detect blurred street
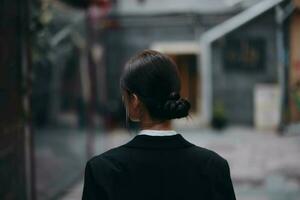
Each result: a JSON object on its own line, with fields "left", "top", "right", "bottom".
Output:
{"left": 58, "top": 127, "right": 300, "bottom": 200}
{"left": 1, "top": 0, "right": 300, "bottom": 199}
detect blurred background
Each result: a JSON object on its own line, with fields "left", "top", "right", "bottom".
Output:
{"left": 1, "top": 0, "right": 300, "bottom": 199}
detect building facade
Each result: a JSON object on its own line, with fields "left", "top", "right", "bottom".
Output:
{"left": 102, "top": 0, "right": 282, "bottom": 128}
{"left": 0, "top": 0, "right": 34, "bottom": 199}
{"left": 287, "top": 0, "right": 300, "bottom": 132}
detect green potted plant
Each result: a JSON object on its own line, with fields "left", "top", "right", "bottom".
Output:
{"left": 211, "top": 101, "right": 228, "bottom": 130}
{"left": 291, "top": 81, "right": 300, "bottom": 112}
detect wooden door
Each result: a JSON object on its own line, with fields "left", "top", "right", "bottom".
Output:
{"left": 169, "top": 54, "right": 199, "bottom": 114}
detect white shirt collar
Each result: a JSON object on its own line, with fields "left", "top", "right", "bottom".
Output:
{"left": 138, "top": 129, "right": 178, "bottom": 136}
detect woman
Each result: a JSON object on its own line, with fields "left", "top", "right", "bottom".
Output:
{"left": 82, "top": 50, "right": 236, "bottom": 200}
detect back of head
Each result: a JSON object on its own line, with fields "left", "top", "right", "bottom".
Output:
{"left": 120, "top": 50, "right": 190, "bottom": 120}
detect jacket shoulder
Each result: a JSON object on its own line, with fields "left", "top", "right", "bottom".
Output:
{"left": 87, "top": 145, "right": 129, "bottom": 169}
{"left": 187, "top": 145, "right": 228, "bottom": 170}
{"left": 190, "top": 145, "right": 225, "bottom": 160}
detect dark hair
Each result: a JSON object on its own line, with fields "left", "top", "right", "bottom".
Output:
{"left": 120, "top": 50, "right": 190, "bottom": 120}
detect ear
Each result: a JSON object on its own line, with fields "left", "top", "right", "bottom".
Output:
{"left": 131, "top": 93, "right": 141, "bottom": 109}
{"left": 127, "top": 93, "right": 142, "bottom": 122}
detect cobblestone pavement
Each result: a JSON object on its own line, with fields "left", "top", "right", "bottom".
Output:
{"left": 60, "top": 127, "right": 300, "bottom": 200}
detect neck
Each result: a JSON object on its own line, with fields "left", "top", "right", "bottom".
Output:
{"left": 140, "top": 120, "right": 172, "bottom": 131}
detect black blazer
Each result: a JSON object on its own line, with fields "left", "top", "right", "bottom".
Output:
{"left": 82, "top": 134, "right": 236, "bottom": 200}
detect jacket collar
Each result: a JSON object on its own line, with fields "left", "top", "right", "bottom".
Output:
{"left": 123, "top": 134, "right": 195, "bottom": 149}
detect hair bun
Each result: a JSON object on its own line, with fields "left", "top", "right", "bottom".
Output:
{"left": 163, "top": 97, "right": 191, "bottom": 119}
{"left": 169, "top": 92, "right": 180, "bottom": 100}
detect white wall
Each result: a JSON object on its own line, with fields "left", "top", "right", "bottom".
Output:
{"left": 116, "top": 0, "right": 261, "bottom": 15}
